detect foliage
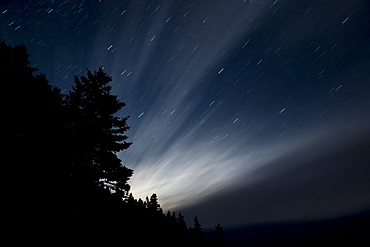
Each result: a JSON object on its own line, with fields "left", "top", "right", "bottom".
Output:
{"left": 65, "top": 68, "right": 133, "bottom": 198}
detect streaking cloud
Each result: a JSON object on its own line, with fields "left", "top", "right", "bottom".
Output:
{"left": 102, "top": 1, "right": 274, "bottom": 208}
{"left": 93, "top": 1, "right": 370, "bottom": 212}
{"left": 5, "top": 0, "right": 368, "bottom": 222}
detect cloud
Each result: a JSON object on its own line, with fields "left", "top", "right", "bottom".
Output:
{"left": 181, "top": 126, "right": 370, "bottom": 227}
{"left": 108, "top": 0, "right": 274, "bottom": 208}
{"left": 98, "top": 0, "right": 370, "bottom": 218}
{"left": 125, "top": 111, "right": 370, "bottom": 212}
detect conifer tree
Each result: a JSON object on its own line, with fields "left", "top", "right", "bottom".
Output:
{"left": 193, "top": 216, "right": 203, "bottom": 232}
{"left": 148, "top": 193, "right": 160, "bottom": 212}
{"left": 212, "top": 223, "right": 227, "bottom": 246}
{"left": 65, "top": 68, "right": 133, "bottom": 199}
{"left": 177, "top": 212, "right": 188, "bottom": 231}
{"left": 188, "top": 216, "right": 204, "bottom": 246}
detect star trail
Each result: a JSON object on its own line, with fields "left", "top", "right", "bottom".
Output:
{"left": 1, "top": 0, "right": 370, "bottom": 227}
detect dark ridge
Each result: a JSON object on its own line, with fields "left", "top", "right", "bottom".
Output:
{"left": 220, "top": 210, "right": 370, "bottom": 246}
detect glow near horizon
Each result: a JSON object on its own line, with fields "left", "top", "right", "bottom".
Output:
{"left": 107, "top": 1, "right": 274, "bottom": 210}
{"left": 85, "top": 1, "right": 368, "bottom": 211}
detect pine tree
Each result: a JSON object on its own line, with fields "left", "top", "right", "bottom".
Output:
{"left": 212, "top": 223, "right": 227, "bottom": 246}
{"left": 145, "top": 196, "right": 150, "bottom": 208}
{"left": 148, "top": 193, "right": 161, "bottom": 212}
{"left": 126, "top": 193, "right": 136, "bottom": 205}
{"left": 177, "top": 212, "right": 188, "bottom": 231}
{"left": 137, "top": 198, "right": 145, "bottom": 209}
{"left": 193, "top": 216, "right": 203, "bottom": 232}
{"left": 189, "top": 216, "right": 204, "bottom": 246}
{"left": 65, "top": 68, "right": 133, "bottom": 200}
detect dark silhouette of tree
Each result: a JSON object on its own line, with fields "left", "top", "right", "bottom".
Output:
{"left": 147, "top": 193, "right": 161, "bottom": 212}
{"left": 137, "top": 198, "right": 145, "bottom": 209}
{"left": 177, "top": 212, "right": 188, "bottom": 233}
{"left": 165, "top": 210, "right": 173, "bottom": 226}
{"left": 59, "top": 67, "right": 135, "bottom": 244}
{"left": 212, "top": 223, "right": 227, "bottom": 246}
{"left": 145, "top": 196, "right": 150, "bottom": 205}
{"left": 165, "top": 210, "right": 178, "bottom": 229}
{"left": 189, "top": 216, "right": 205, "bottom": 246}
{"left": 194, "top": 216, "right": 203, "bottom": 232}
{"left": 64, "top": 68, "right": 133, "bottom": 206}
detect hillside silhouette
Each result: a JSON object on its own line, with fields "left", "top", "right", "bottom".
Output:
{"left": 1, "top": 40, "right": 224, "bottom": 246}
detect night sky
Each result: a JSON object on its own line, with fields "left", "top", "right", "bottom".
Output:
{"left": 2, "top": 0, "right": 370, "bottom": 227}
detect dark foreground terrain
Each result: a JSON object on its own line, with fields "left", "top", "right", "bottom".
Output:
{"left": 211, "top": 210, "right": 370, "bottom": 246}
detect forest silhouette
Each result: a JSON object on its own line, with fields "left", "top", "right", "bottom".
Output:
{"left": 2, "top": 41, "right": 227, "bottom": 246}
